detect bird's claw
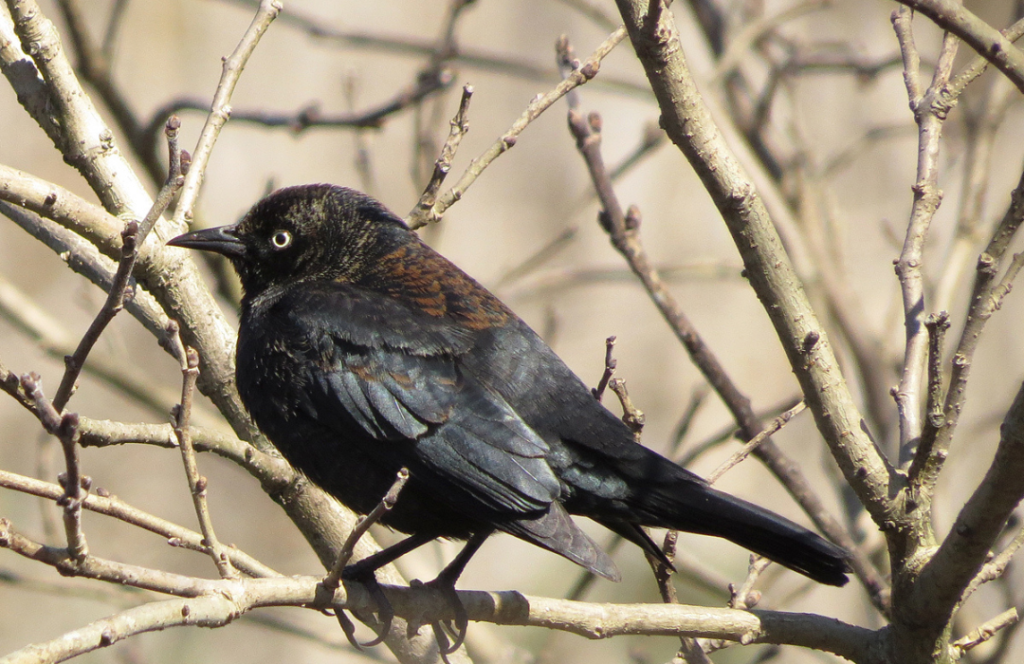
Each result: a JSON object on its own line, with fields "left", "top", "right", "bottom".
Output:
{"left": 418, "top": 571, "right": 469, "bottom": 656}
{"left": 335, "top": 609, "right": 363, "bottom": 651}
{"left": 340, "top": 565, "right": 395, "bottom": 648}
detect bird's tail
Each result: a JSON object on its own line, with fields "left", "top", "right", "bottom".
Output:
{"left": 626, "top": 468, "right": 850, "bottom": 587}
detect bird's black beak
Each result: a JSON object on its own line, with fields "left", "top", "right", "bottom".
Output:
{"left": 167, "top": 224, "right": 246, "bottom": 258}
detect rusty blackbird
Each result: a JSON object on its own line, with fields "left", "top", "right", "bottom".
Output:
{"left": 169, "top": 184, "right": 848, "bottom": 641}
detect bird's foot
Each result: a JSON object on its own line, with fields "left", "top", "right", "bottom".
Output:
{"left": 412, "top": 567, "right": 469, "bottom": 656}
{"left": 340, "top": 562, "right": 395, "bottom": 648}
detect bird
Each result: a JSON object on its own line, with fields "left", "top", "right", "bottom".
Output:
{"left": 168, "top": 184, "right": 849, "bottom": 647}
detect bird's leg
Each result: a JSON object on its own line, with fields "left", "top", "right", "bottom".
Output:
{"left": 420, "top": 530, "right": 491, "bottom": 655}
{"left": 341, "top": 533, "right": 434, "bottom": 647}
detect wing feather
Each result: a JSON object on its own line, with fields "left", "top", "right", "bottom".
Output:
{"left": 283, "top": 282, "right": 562, "bottom": 516}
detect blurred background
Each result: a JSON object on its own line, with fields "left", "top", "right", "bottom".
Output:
{"left": 2, "top": 0, "right": 1024, "bottom": 662}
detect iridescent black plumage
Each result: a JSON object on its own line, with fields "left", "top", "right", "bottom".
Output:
{"left": 169, "top": 184, "right": 850, "bottom": 592}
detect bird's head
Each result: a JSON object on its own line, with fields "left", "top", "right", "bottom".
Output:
{"left": 167, "top": 184, "right": 409, "bottom": 295}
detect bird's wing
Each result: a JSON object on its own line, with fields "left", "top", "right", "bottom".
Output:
{"left": 280, "top": 282, "right": 562, "bottom": 515}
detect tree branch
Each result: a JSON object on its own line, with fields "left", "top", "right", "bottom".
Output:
{"left": 894, "top": 0, "right": 1024, "bottom": 94}
{"left": 0, "top": 514, "right": 883, "bottom": 664}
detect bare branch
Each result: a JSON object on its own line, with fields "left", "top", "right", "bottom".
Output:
{"left": 19, "top": 373, "right": 89, "bottom": 559}
{"left": 908, "top": 379, "right": 1024, "bottom": 638}
{"left": 0, "top": 4, "right": 61, "bottom": 144}
{"left": 0, "top": 468, "right": 277, "bottom": 578}
{"left": 613, "top": 0, "right": 893, "bottom": 612}
{"left": 0, "top": 514, "right": 884, "bottom": 664}
{"left": 0, "top": 162, "right": 124, "bottom": 259}
{"left": 892, "top": 5, "right": 960, "bottom": 467}
{"left": 706, "top": 401, "right": 806, "bottom": 485}
{"left": 142, "top": 68, "right": 453, "bottom": 159}
{"left": 894, "top": 0, "right": 1024, "bottom": 94}
{"left": 591, "top": 336, "right": 617, "bottom": 402}
{"left": 167, "top": 326, "right": 236, "bottom": 580}
{"left": 6, "top": 0, "right": 152, "bottom": 216}
{"left": 913, "top": 167, "right": 1024, "bottom": 498}
{"left": 407, "top": 84, "right": 473, "bottom": 227}
{"left": 172, "top": 0, "right": 282, "bottom": 227}
{"left": 415, "top": 27, "right": 626, "bottom": 226}
{"left": 951, "top": 608, "right": 1019, "bottom": 659}
{"left": 3, "top": 0, "right": 262, "bottom": 444}
{"left": 225, "top": 0, "right": 648, "bottom": 96}
{"left": 323, "top": 468, "right": 410, "bottom": 590}
{"left": 0, "top": 273, "right": 203, "bottom": 422}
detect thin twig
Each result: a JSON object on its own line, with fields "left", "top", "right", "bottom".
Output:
{"left": 706, "top": 402, "right": 807, "bottom": 485}
{"left": 894, "top": 0, "right": 1024, "bottom": 94}
{"left": 697, "top": 556, "right": 774, "bottom": 655}
{"left": 646, "top": 527, "right": 714, "bottom": 664}
{"left": 728, "top": 557, "right": 771, "bottom": 610}
{"left": 960, "top": 525, "right": 1024, "bottom": 603}
{"left": 0, "top": 358, "right": 37, "bottom": 413}
{"left": 415, "top": 27, "right": 626, "bottom": 226}
{"left": 912, "top": 168, "right": 1024, "bottom": 497}
{"left": 172, "top": 0, "right": 282, "bottom": 228}
{"left": 0, "top": 468, "right": 278, "bottom": 578}
{"left": 951, "top": 608, "right": 1020, "bottom": 659}
{"left": 142, "top": 68, "right": 453, "bottom": 160}
{"left": 592, "top": 336, "right": 617, "bottom": 402}
{"left": 669, "top": 385, "right": 712, "bottom": 457}
{"left": 947, "top": 17, "right": 1024, "bottom": 100}
{"left": 609, "top": 378, "right": 644, "bottom": 439}
{"left": 908, "top": 312, "right": 950, "bottom": 482}
{"left": 167, "top": 324, "right": 235, "bottom": 579}
{"left": 19, "top": 373, "right": 88, "bottom": 559}
{"left": 322, "top": 468, "right": 411, "bottom": 591}
{"left": 50, "top": 220, "right": 139, "bottom": 412}
{"left": 407, "top": 84, "right": 473, "bottom": 228}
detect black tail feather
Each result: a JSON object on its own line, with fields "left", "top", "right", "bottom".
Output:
{"left": 636, "top": 477, "right": 850, "bottom": 587}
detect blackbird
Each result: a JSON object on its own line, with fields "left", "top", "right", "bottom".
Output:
{"left": 169, "top": 184, "right": 849, "bottom": 642}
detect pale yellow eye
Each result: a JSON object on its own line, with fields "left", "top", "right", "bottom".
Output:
{"left": 271, "top": 230, "right": 292, "bottom": 250}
